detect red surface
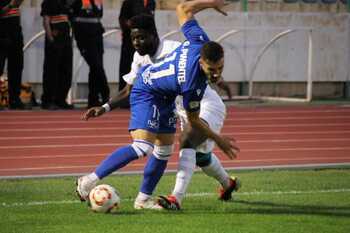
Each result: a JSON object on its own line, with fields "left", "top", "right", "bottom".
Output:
{"left": 0, "top": 105, "right": 350, "bottom": 177}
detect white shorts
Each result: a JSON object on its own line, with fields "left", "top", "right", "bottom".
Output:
{"left": 176, "top": 86, "right": 226, "bottom": 153}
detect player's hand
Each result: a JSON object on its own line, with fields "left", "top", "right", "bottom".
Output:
{"left": 82, "top": 107, "right": 106, "bottom": 121}
{"left": 214, "top": 7, "right": 227, "bottom": 16}
{"left": 216, "top": 136, "right": 239, "bottom": 159}
{"left": 214, "top": 0, "right": 230, "bottom": 16}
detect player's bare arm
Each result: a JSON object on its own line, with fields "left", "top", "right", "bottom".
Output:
{"left": 176, "top": 0, "right": 228, "bottom": 27}
{"left": 82, "top": 84, "right": 132, "bottom": 121}
{"left": 186, "top": 110, "right": 239, "bottom": 159}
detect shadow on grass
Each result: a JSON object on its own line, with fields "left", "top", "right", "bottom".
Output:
{"left": 220, "top": 199, "right": 350, "bottom": 217}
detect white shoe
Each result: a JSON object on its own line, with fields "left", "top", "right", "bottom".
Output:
{"left": 134, "top": 198, "right": 163, "bottom": 210}
{"left": 76, "top": 175, "right": 97, "bottom": 201}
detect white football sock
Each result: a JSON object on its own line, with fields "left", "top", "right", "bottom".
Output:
{"left": 87, "top": 172, "right": 100, "bottom": 183}
{"left": 200, "top": 153, "right": 230, "bottom": 189}
{"left": 135, "top": 192, "right": 151, "bottom": 202}
{"left": 172, "top": 148, "right": 196, "bottom": 204}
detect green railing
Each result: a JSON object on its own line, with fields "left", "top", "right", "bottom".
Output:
{"left": 242, "top": 0, "right": 248, "bottom": 12}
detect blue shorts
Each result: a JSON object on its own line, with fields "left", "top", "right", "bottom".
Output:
{"left": 129, "top": 88, "right": 177, "bottom": 134}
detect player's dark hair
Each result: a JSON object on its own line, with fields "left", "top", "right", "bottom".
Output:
{"left": 200, "top": 41, "right": 224, "bottom": 62}
{"left": 129, "top": 14, "right": 158, "bottom": 36}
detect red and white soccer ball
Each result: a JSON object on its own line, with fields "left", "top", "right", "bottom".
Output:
{"left": 89, "top": 184, "right": 120, "bottom": 213}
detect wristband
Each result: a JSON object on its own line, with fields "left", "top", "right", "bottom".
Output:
{"left": 102, "top": 103, "right": 111, "bottom": 112}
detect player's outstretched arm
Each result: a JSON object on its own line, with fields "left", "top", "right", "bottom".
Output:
{"left": 186, "top": 110, "right": 239, "bottom": 159}
{"left": 82, "top": 84, "right": 132, "bottom": 121}
{"left": 82, "top": 106, "right": 106, "bottom": 121}
{"left": 108, "top": 84, "right": 132, "bottom": 110}
{"left": 176, "top": 0, "right": 228, "bottom": 26}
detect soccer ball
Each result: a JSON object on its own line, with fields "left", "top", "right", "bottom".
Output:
{"left": 89, "top": 184, "right": 120, "bottom": 213}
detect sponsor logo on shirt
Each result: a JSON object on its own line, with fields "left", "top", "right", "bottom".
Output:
{"left": 168, "top": 115, "right": 177, "bottom": 128}
{"left": 147, "top": 119, "right": 159, "bottom": 129}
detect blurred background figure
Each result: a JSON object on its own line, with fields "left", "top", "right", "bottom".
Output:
{"left": 0, "top": 0, "right": 25, "bottom": 109}
{"left": 41, "top": 0, "right": 73, "bottom": 110}
{"left": 69, "top": 0, "right": 110, "bottom": 108}
{"left": 118, "top": 0, "right": 155, "bottom": 108}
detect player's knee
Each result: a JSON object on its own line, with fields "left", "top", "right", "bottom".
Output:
{"left": 196, "top": 152, "right": 212, "bottom": 167}
{"left": 131, "top": 140, "right": 154, "bottom": 158}
{"left": 153, "top": 145, "right": 174, "bottom": 160}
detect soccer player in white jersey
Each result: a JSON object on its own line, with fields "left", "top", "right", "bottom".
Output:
{"left": 77, "top": 1, "right": 237, "bottom": 208}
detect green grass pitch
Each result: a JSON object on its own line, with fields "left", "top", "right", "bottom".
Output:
{"left": 0, "top": 168, "right": 350, "bottom": 233}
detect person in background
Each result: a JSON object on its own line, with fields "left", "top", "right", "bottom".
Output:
{"left": 0, "top": 0, "right": 25, "bottom": 109}
{"left": 117, "top": 0, "right": 155, "bottom": 108}
{"left": 69, "top": 0, "right": 110, "bottom": 108}
{"left": 41, "top": 0, "right": 73, "bottom": 110}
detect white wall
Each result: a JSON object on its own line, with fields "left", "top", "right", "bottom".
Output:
{"left": 21, "top": 8, "right": 350, "bottom": 84}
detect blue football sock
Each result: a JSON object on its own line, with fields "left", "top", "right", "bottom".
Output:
{"left": 140, "top": 154, "right": 168, "bottom": 195}
{"left": 95, "top": 145, "right": 139, "bottom": 179}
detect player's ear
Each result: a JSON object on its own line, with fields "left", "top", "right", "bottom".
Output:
{"left": 199, "top": 58, "right": 204, "bottom": 66}
{"left": 199, "top": 58, "right": 207, "bottom": 71}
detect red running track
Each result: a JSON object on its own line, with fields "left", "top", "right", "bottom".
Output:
{"left": 0, "top": 105, "right": 350, "bottom": 178}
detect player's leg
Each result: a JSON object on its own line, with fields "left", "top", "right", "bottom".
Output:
{"left": 173, "top": 126, "right": 208, "bottom": 200}
{"left": 196, "top": 87, "right": 240, "bottom": 200}
{"left": 134, "top": 135, "right": 175, "bottom": 209}
{"left": 158, "top": 87, "right": 239, "bottom": 209}
{"left": 157, "top": 123, "right": 210, "bottom": 210}
{"left": 77, "top": 91, "right": 160, "bottom": 201}
{"left": 197, "top": 152, "right": 240, "bottom": 200}
{"left": 134, "top": 104, "right": 177, "bottom": 209}
{"left": 156, "top": 98, "right": 208, "bottom": 210}
{"left": 76, "top": 129, "right": 156, "bottom": 201}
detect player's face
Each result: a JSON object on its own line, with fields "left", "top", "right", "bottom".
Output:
{"left": 130, "top": 28, "right": 156, "bottom": 56}
{"left": 199, "top": 57, "right": 224, "bottom": 83}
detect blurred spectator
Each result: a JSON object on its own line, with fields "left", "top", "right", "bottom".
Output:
{"left": 0, "top": 0, "right": 25, "bottom": 109}
{"left": 118, "top": 0, "right": 155, "bottom": 107}
{"left": 41, "top": 0, "right": 73, "bottom": 110}
{"left": 69, "top": 0, "right": 110, "bottom": 108}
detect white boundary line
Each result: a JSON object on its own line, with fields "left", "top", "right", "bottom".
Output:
{"left": 1, "top": 188, "right": 350, "bottom": 208}
{"left": 1, "top": 122, "right": 350, "bottom": 133}
{"left": 0, "top": 115, "right": 349, "bottom": 125}
{"left": 1, "top": 130, "right": 350, "bottom": 140}
{"left": 1, "top": 158, "right": 350, "bottom": 172}
{"left": 1, "top": 149, "right": 350, "bottom": 160}
{"left": 1, "top": 137, "right": 350, "bottom": 149}
{"left": 1, "top": 163, "right": 350, "bottom": 180}
{"left": 0, "top": 108, "right": 350, "bottom": 119}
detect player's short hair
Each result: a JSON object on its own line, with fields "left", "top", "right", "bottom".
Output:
{"left": 200, "top": 41, "right": 224, "bottom": 62}
{"left": 129, "top": 14, "right": 158, "bottom": 36}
